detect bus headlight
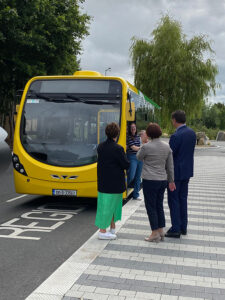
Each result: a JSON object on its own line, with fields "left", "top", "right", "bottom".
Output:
{"left": 12, "top": 155, "right": 19, "bottom": 163}
{"left": 12, "top": 154, "right": 28, "bottom": 176}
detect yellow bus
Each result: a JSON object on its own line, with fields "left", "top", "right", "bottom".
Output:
{"left": 13, "top": 70, "right": 159, "bottom": 198}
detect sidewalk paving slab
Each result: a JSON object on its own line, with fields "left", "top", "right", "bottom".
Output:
{"left": 26, "top": 156, "right": 225, "bottom": 300}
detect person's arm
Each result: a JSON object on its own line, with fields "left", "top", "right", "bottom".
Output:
{"left": 166, "top": 149, "right": 176, "bottom": 191}
{"left": 169, "top": 134, "right": 179, "bottom": 156}
{"left": 128, "top": 136, "right": 140, "bottom": 152}
{"left": 116, "top": 146, "right": 130, "bottom": 170}
{"left": 131, "top": 145, "right": 140, "bottom": 151}
{"left": 136, "top": 144, "right": 145, "bottom": 161}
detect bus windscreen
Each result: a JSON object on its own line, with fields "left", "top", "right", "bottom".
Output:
{"left": 20, "top": 79, "right": 122, "bottom": 167}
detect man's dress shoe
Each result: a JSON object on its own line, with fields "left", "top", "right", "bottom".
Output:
{"left": 165, "top": 231, "right": 181, "bottom": 238}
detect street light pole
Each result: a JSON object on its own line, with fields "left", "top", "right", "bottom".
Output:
{"left": 105, "top": 67, "right": 111, "bottom": 76}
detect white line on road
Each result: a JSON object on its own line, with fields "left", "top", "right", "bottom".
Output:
{"left": 6, "top": 194, "right": 27, "bottom": 203}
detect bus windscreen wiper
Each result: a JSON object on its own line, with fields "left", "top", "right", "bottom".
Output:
{"left": 26, "top": 92, "right": 64, "bottom": 102}
{"left": 66, "top": 95, "right": 118, "bottom": 105}
{"left": 29, "top": 93, "right": 55, "bottom": 101}
{"left": 27, "top": 93, "right": 75, "bottom": 103}
{"left": 27, "top": 92, "right": 119, "bottom": 104}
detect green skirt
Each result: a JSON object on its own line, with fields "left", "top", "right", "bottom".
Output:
{"left": 95, "top": 192, "right": 123, "bottom": 229}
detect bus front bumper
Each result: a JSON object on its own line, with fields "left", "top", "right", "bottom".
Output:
{"left": 14, "top": 172, "right": 98, "bottom": 198}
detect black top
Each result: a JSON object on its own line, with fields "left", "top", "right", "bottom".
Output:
{"left": 97, "top": 138, "right": 130, "bottom": 194}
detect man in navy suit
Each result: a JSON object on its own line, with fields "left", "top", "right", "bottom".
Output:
{"left": 166, "top": 110, "right": 196, "bottom": 238}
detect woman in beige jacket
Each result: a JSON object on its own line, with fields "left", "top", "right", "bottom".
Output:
{"left": 137, "top": 123, "right": 175, "bottom": 242}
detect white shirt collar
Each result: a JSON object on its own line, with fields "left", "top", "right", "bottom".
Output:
{"left": 176, "top": 124, "right": 186, "bottom": 131}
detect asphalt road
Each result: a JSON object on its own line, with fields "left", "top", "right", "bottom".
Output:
{"left": 0, "top": 140, "right": 224, "bottom": 300}
{"left": 0, "top": 164, "right": 98, "bottom": 300}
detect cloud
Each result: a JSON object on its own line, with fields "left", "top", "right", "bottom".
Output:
{"left": 80, "top": 0, "right": 225, "bottom": 103}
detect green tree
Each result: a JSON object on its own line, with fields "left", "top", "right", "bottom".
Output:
{"left": 0, "top": 0, "right": 90, "bottom": 139}
{"left": 202, "top": 103, "right": 220, "bottom": 129}
{"left": 200, "top": 102, "right": 225, "bottom": 129}
{"left": 214, "top": 103, "right": 225, "bottom": 129}
{"left": 189, "top": 101, "right": 225, "bottom": 139}
{"left": 130, "top": 15, "right": 219, "bottom": 128}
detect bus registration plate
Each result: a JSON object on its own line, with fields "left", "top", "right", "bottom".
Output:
{"left": 52, "top": 189, "right": 77, "bottom": 196}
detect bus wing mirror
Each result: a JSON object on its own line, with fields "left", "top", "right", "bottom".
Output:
{"left": 16, "top": 89, "right": 23, "bottom": 98}
{"left": 0, "top": 127, "right": 11, "bottom": 175}
{"left": 126, "top": 102, "right": 135, "bottom": 121}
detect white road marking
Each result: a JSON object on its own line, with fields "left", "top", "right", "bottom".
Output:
{"left": 6, "top": 194, "right": 27, "bottom": 203}
{"left": 1, "top": 204, "right": 85, "bottom": 240}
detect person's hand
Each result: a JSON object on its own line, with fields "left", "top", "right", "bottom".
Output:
{"left": 169, "top": 182, "right": 176, "bottom": 192}
{"left": 141, "top": 138, "right": 148, "bottom": 144}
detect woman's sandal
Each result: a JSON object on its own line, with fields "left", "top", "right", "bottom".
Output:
{"left": 160, "top": 233, "right": 165, "bottom": 241}
{"left": 144, "top": 235, "right": 161, "bottom": 243}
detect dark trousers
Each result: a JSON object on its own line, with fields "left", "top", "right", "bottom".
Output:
{"left": 167, "top": 179, "right": 189, "bottom": 232}
{"left": 143, "top": 179, "right": 167, "bottom": 231}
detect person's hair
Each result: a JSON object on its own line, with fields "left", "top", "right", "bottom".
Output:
{"left": 140, "top": 130, "right": 146, "bottom": 135}
{"left": 105, "top": 122, "right": 120, "bottom": 139}
{"left": 171, "top": 110, "right": 186, "bottom": 124}
{"left": 128, "top": 122, "right": 137, "bottom": 137}
{"left": 146, "top": 123, "right": 162, "bottom": 139}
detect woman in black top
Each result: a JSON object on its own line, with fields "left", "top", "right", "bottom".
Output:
{"left": 95, "top": 122, "right": 130, "bottom": 240}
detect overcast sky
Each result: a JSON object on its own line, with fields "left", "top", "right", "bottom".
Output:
{"left": 80, "top": 0, "right": 225, "bottom": 104}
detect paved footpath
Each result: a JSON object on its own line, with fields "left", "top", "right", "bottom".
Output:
{"left": 26, "top": 156, "right": 225, "bottom": 300}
